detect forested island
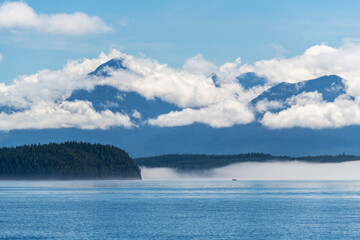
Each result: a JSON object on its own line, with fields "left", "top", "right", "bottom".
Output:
{"left": 0, "top": 142, "right": 141, "bottom": 180}
{"left": 1, "top": 141, "right": 359, "bottom": 179}
{"left": 135, "top": 153, "right": 360, "bottom": 171}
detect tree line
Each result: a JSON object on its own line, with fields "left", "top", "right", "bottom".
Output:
{"left": 0, "top": 142, "right": 141, "bottom": 179}
{"left": 134, "top": 153, "right": 360, "bottom": 171}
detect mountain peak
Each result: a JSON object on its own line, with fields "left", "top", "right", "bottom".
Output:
{"left": 88, "top": 58, "right": 126, "bottom": 77}
{"left": 251, "top": 75, "right": 345, "bottom": 107}
{"left": 237, "top": 72, "right": 268, "bottom": 90}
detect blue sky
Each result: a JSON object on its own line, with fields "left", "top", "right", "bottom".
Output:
{"left": 2, "top": 0, "right": 360, "bottom": 84}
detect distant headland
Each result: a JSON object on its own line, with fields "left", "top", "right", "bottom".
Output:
{"left": 135, "top": 153, "right": 360, "bottom": 171}
{"left": 0, "top": 142, "right": 141, "bottom": 180}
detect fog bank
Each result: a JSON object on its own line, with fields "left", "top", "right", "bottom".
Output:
{"left": 140, "top": 161, "right": 360, "bottom": 180}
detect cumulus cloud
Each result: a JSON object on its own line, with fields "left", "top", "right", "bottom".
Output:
{"left": 0, "top": 48, "right": 262, "bottom": 130}
{"left": 261, "top": 95, "right": 360, "bottom": 129}
{"left": 100, "top": 56, "right": 239, "bottom": 108}
{"left": 255, "top": 99, "right": 284, "bottom": 113}
{"left": 239, "top": 42, "right": 360, "bottom": 98}
{"left": 182, "top": 54, "right": 217, "bottom": 75}
{"left": 0, "top": 49, "right": 133, "bottom": 130}
{"left": 235, "top": 41, "right": 360, "bottom": 129}
{"left": 148, "top": 98, "right": 254, "bottom": 128}
{"left": 98, "top": 43, "right": 360, "bottom": 129}
{"left": 0, "top": 1, "right": 111, "bottom": 35}
{"left": 0, "top": 49, "right": 122, "bottom": 109}
{"left": 0, "top": 101, "right": 132, "bottom": 131}
{"left": 132, "top": 109, "right": 141, "bottom": 119}
{"left": 5, "top": 42, "right": 360, "bottom": 131}
{"left": 93, "top": 53, "right": 259, "bottom": 128}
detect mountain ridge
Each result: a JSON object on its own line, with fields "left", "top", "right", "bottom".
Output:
{"left": 0, "top": 59, "right": 356, "bottom": 157}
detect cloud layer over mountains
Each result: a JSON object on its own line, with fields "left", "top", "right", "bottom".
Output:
{"left": 2, "top": 42, "right": 360, "bottom": 131}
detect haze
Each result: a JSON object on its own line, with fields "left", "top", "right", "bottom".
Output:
{"left": 140, "top": 161, "right": 360, "bottom": 180}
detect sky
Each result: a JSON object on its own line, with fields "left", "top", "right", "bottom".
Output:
{"left": 2, "top": 0, "right": 360, "bottom": 84}
{"left": 1, "top": 0, "right": 360, "bottom": 131}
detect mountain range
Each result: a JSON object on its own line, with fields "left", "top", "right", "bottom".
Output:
{"left": 0, "top": 58, "right": 358, "bottom": 158}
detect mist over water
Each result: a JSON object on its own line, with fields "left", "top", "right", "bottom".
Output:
{"left": 140, "top": 160, "right": 360, "bottom": 180}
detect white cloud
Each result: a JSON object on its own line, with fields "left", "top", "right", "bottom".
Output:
{"left": 261, "top": 94, "right": 360, "bottom": 129}
{"left": 182, "top": 54, "right": 217, "bottom": 75}
{"left": 0, "top": 2, "right": 111, "bottom": 35}
{"left": 132, "top": 109, "right": 142, "bottom": 119}
{"left": 94, "top": 53, "right": 258, "bottom": 128}
{"left": 0, "top": 49, "right": 123, "bottom": 109}
{"left": 0, "top": 49, "right": 133, "bottom": 131}
{"left": 100, "top": 55, "right": 233, "bottom": 108}
{"left": 236, "top": 41, "right": 360, "bottom": 129}
{"left": 5, "top": 42, "right": 360, "bottom": 131}
{"left": 148, "top": 98, "right": 254, "bottom": 128}
{"left": 0, "top": 48, "right": 258, "bottom": 130}
{"left": 286, "top": 91, "right": 323, "bottom": 106}
{"left": 255, "top": 99, "right": 284, "bottom": 113}
{"left": 72, "top": 43, "right": 360, "bottom": 130}
{"left": 0, "top": 53, "right": 2, "bottom": 62}
{"left": 239, "top": 42, "right": 360, "bottom": 98}
{"left": 0, "top": 101, "right": 132, "bottom": 131}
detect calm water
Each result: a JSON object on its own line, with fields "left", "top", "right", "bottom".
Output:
{"left": 1, "top": 180, "right": 360, "bottom": 240}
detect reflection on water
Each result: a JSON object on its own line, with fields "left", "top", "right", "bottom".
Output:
{"left": 2, "top": 180, "right": 360, "bottom": 198}
{"left": 1, "top": 180, "right": 360, "bottom": 239}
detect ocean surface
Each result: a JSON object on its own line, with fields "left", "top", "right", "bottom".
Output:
{"left": 1, "top": 180, "right": 360, "bottom": 240}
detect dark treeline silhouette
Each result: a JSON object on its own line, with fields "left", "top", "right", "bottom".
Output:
{"left": 0, "top": 142, "right": 141, "bottom": 180}
{"left": 135, "top": 153, "right": 360, "bottom": 171}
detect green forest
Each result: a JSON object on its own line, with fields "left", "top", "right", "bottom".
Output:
{"left": 134, "top": 153, "right": 360, "bottom": 171}
{"left": 1, "top": 141, "right": 358, "bottom": 178}
{"left": 0, "top": 142, "right": 141, "bottom": 180}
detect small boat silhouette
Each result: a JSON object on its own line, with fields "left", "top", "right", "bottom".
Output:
{"left": 232, "top": 179, "right": 237, "bottom": 181}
